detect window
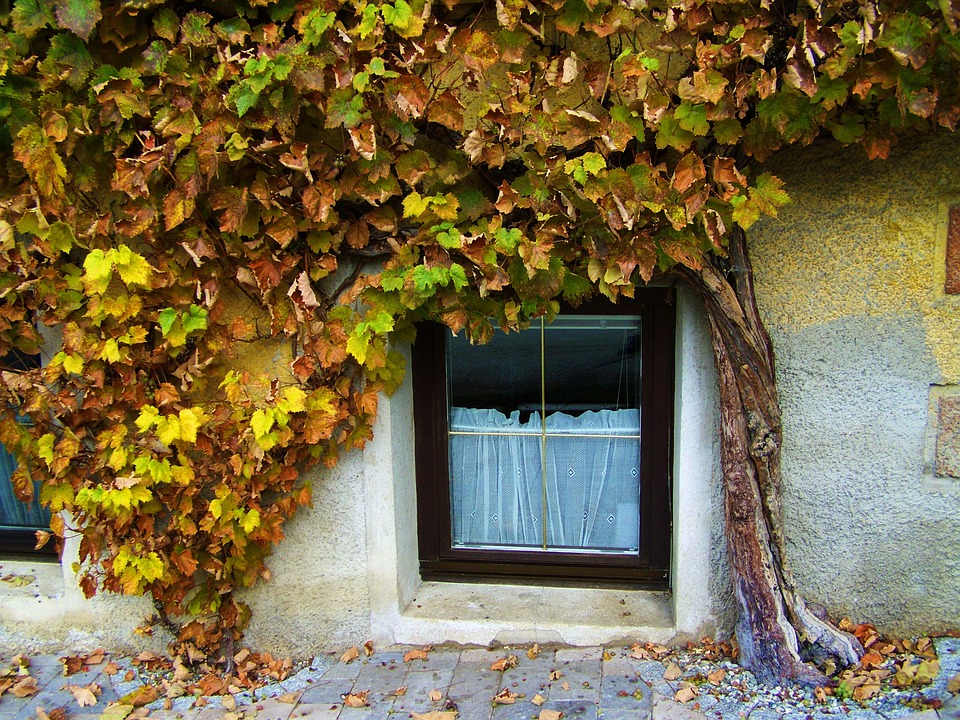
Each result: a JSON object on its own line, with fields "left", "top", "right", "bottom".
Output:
{"left": 0, "top": 350, "right": 53, "bottom": 556}
{"left": 413, "top": 290, "right": 675, "bottom": 586}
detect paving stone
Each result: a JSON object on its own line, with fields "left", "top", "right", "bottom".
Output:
{"left": 536, "top": 699, "right": 601, "bottom": 719}
{"left": 544, "top": 662, "right": 601, "bottom": 703}
{"left": 238, "top": 698, "right": 298, "bottom": 720}
{"left": 941, "top": 694, "right": 960, "bottom": 720}
{"left": 451, "top": 702, "right": 494, "bottom": 720}
{"left": 322, "top": 662, "right": 363, "bottom": 681}
{"left": 489, "top": 699, "right": 544, "bottom": 720}
{"left": 650, "top": 694, "right": 706, "bottom": 720}
{"left": 142, "top": 710, "right": 202, "bottom": 720}
{"left": 556, "top": 649, "right": 604, "bottom": 664}
{"left": 286, "top": 704, "right": 341, "bottom": 720}
{"left": 337, "top": 703, "right": 394, "bottom": 720}
{"left": 416, "top": 649, "right": 463, "bottom": 672}
{"left": 448, "top": 664, "right": 502, "bottom": 706}
{"left": 391, "top": 668, "right": 455, "bottom": 714}
{"left": 499, "top": 664, "right": 552, "bottom": 703}
{"left": 635, "top": 661, "right": 670, "bottom": 685}
{"left": 299, "top": 679, "right": 355, "bottom": 705}
{"left": 460, "top": 649, "right": 500, "bottom": 664}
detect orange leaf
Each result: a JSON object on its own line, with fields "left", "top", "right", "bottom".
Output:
{"left": 404, "top": 649, "right": 429, "bottom": 662}
{"left": 341, "top": 646, "right": 360, "bottom": 664}
{"left": 492, "top": 688, "right": 518, "bottom": 705}
{"left": 343, "top": 691, "right": 369, "bottom": 708}
{"left": 490, "top": 655, "right": 518, "bottom": 671}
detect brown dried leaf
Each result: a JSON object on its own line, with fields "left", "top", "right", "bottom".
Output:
{"left": 103, "top": 662, "right": 120, "bottom": 676}
{"left": 560, "top": 682, "right": 570, "bottom": 692}
{"left": 428, "top": 689, "right": 443, "bottom": 701}
{"left": 390, "top": 686, "right": 407, "bottom": 697}
{"left": 341, "top": 646, "right": 360, "bottom": 664}
{"left": 674, "top": 687, "right": 697, "bottom": 703}
{"left": 539, "top": 710, "right": 563, "bottom": 720}
{"left": 343, "top": 690, "right": 369, "bottom": 708}
{"left": 527, "top": 644, "right": 541, "bottom": 660}
{"left": 276, "top": 693, "right": 299, "bottom": 704}
{"left": 602, "top": 650, "right": 615, "bottom": 661}
{"left": 84, "top": 650, "right": 106, "bottom": 666}
{"left": 233, "top": 648, "right": 250, "bottom": 665}
{"left": 531, "top": 693, "right": 546, "bottom": 706}
{"left": 410, "top": 713, "right": 458, "bottom": 720}
{"left": 69, "top": 684, "right": 99, "bottom": 707}
{"left": 404, "top": 649, "right": 429, "bottom": 662}
{"left": 492, "top": 688, "right": 518, "bottom": 705}
{"left": 490, "top": 655, "right": 518, "bottom": 672}
{"left": 814, "top": 686, "right": 828, "bottom": 704}
{"left": 12, "top": 677, "right": 39, "bottom": 697}
{"left": 663, "top": 663, "right": 682, "bottom": 681}
{"left": 363, "top": 640, "right": 375, "bottom": 657}
{"left": 707, "top": 669, "right": 726, "bottom": 684}
{"left": 60, "top": 656, "right": 85, "bottom": 676}
{"left": 119, "top": 685, "right": 160, "bottom": 707}
{"left": 221, "top": 694, "right": 237, "bottom": 710}
{"left": 549, "top": 670, "right": 563, "bottom": 681}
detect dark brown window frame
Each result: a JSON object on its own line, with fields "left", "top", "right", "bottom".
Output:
{"left": 412, "top": 289, "right": 676, "bottom": 588}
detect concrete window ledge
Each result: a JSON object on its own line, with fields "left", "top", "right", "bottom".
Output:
{"left": 392, "top": 581, "right": 675, "bottom": 647}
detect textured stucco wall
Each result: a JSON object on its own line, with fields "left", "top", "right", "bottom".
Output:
{"left": 750, "top": 131, "right": 960, "bottom": 634}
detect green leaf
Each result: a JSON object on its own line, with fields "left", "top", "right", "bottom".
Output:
{"left": 829, "top": 112, "right": 866, "bottom": 144}
{"left": 655, "top": 116, "right": 695, "bottom": 151}
{"left": 182, "top": 305, "right": 208, "bottom": 334}
{"left": 157, "top": 308, "right": 178, "bottom": 336}
{"left": 14, "top": 126, "right": 67, "bottom": 198}
{"left": 713, "top": 118, "right": 743, "bottom": 145}
{"left": 233, "top": 85, "right": 260, "bottom": 117}
{"left": 382, "top": 0, "right": 413, "bottom": 32}
{"left": 877, "top": 12, "right": 933, "bottom": 69}
{"left": 346, "top": 332, "right": 370, "bottom": 364}
{"left": 581, "top": 153, "right": 606, "bottom": 176}
{"left": 675, "top": 102, "right": 710, "bottom": 136}
{"left": 82, "top": 249, "right": 113, "bottom": 295}
{"left": 358, "top": 3, "right": 379, "bottom": 38}
{"left": 47, "top": 222, "right": 76, "bottom": 254}
{"left": 12, "top": 0, "right": 55, "bottom": 37}
{"left": 54, "top": 0, "right": 101, "bottom": 40}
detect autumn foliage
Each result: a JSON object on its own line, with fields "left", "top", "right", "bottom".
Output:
{"left": 0, "top": 0, "right": 957, "bottom": 667}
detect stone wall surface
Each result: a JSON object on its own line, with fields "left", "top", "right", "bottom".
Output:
{"left": 750, "top": 131, "right": 960, "bottom": 634}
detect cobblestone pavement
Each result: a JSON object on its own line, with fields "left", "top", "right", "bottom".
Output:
{"left": 1, "top": 642, "right": 958, "bottom": 720}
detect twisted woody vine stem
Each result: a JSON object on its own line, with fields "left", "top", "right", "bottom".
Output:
{"left": 0, "top": 0, "right": 957, "bottom": 681}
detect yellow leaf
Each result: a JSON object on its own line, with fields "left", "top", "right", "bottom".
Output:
{"left": 177, "top": 409, "right": 201, "bottom": 444}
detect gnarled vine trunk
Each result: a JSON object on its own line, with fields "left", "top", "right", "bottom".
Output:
{"left": 676, "top": 229, "right": 863, "bottom": 686}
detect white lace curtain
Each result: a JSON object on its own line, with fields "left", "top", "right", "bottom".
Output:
{"left": 449, "top": 407, "right": 641, "bottom": 552}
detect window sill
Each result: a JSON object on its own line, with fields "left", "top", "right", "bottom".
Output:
{"left": 395, "top": 581, "right": 675, "bottom": 647}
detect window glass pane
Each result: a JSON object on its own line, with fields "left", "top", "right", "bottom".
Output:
{"left": 446, "top": 314, "right": 642, "bottom": 554}
{"left": 0, "top": 448, "right": 50, "bottom": 530}
{"left": 448, "top": 328, "right": 540, "bottom": 427}
{"left": 543, "top": 315, "right": 641, "bottom": 417}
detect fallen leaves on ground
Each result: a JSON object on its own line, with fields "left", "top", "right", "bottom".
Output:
{"left": 12, "top": 676, "right": 39, "bottom": 697}
{"left": 410, "top": 712, "right": 458, "bottom": 720}
{"left": 538, "top": 710, "right": 563, "bottom": 720}
{"left": 548, "top": 670, "right": 562, "bottom": 681}
{"left": 340, "top": 646, "right": 359, "bottom": 664}
{"left": 118, "top": 685, "right": 160, "bottom": 707}
{"left": 363, "top": 640, "right": 375, "bottom": 657}
{"left": 35, "top": 707, "right": 68, "bottom": 720}
{"left": 342, "top": 690, "right": 369, "bottom": 707}
{"left": 276, "top": 692, "right": 299, "bottom": 704}
{"left": 893, "top": 659, "right": 940, "bottom": 687}
{"left": 404, "top": 648, "right": 431, "bottom": 662}
{"left": 67, "top": 683, "right": 101, "bottom": 707}
{"left": 662, "top": 663, "right": 682, "bottom": 681}
{"left": 707, "top": 668, "right": 726, "bottom": 684}
{"left": 490, "top": 655, "right": 518, "bottom": 671}
{"left": 492, "top": 688, "right": 518, "bottom": 704}
{"left": 560, "top": 681, "right": 570, "bottom": 692}
{"left": 98, "top": 704, "right": 134, "bottom": 720}
{"left": 390, "top": 686, "right": 407, "bottom": 696}
{"left": 0, "top": 573, "right": 35, "bottom": 587}
{"left": 531, "top": 693, "right": 546, "bottom": 706}
{"left": 674, "top": 686, "right": 697, "bottom": 703}
{"left": 527, "top": 644, "right": 541, "bottom": 660}
{"left": 428, "top": 689, "right": 443, "bottom": 701}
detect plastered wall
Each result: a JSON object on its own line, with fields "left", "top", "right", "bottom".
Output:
{"left": 750, "top": 131, "right": 960, "bottom": 634}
